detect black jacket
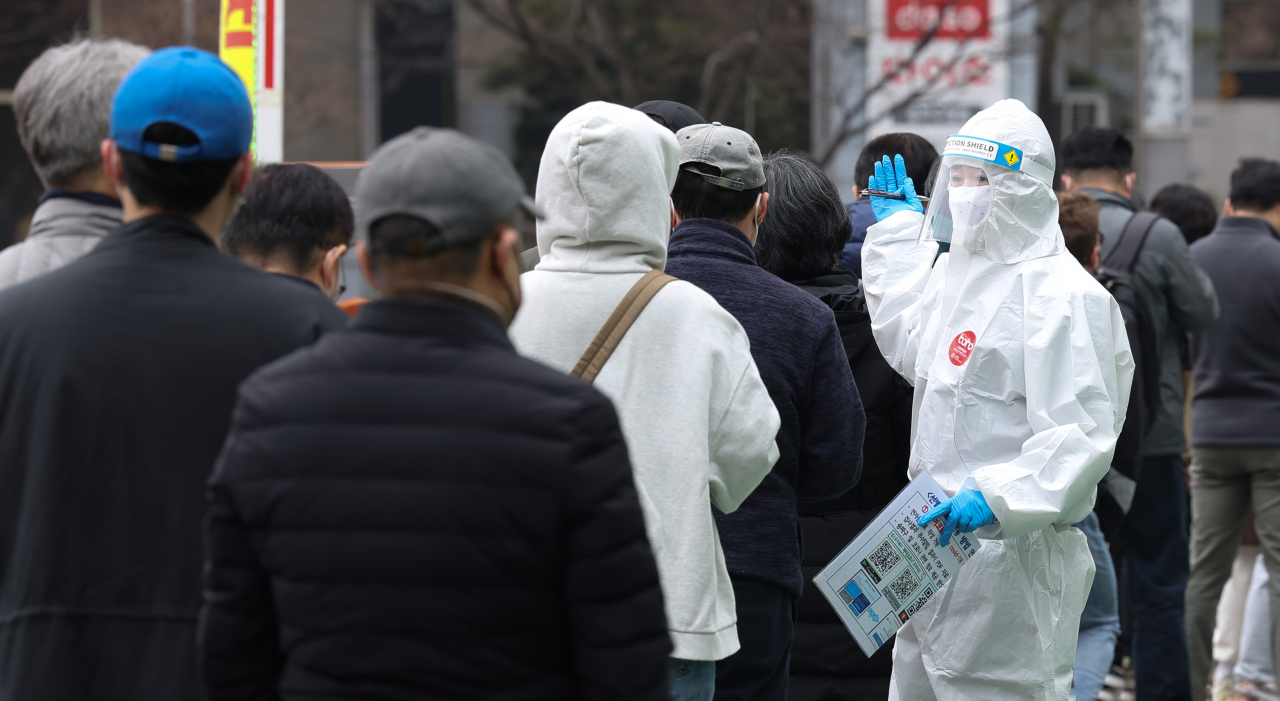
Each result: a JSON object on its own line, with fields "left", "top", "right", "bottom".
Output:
{"left": 1190, "top": 216, "right": 1280, "bottom": 446}
{"left": 787, "top": 271, "right": 912, "bottom": 701}
{"left": 199, "top": 298, "right": 671, "bottom": 701}
{"left": 0, "top": 216, "right": 347, "bottom": 701}
{"left": 666, "top": 219, "right": 864, "bottom": 597}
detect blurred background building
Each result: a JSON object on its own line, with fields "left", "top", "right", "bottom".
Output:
{"left": 1, "top": 0, "right": 1278, "bottom": 249}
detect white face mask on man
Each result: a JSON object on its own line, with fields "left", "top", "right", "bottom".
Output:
{"left": 948, "top": 184, "right": 993, "bottom": 231}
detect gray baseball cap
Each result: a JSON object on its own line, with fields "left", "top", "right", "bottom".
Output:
{"left": 675, "top": 122, "right": 766, "bottom": 191}
{"left": 355, "top": 126, "right": 542, "bottom": 247}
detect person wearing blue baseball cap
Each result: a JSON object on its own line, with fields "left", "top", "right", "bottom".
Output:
{"left": 0, "top": 47, "right": 347, "bottom": 701}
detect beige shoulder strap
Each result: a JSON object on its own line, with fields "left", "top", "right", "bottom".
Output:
{"left": 570, "top": 269, "right": 677, "bottom": 383}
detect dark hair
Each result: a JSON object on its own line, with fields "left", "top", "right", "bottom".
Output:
{"left": 853, "top": 133, "right": 939, "bottom": 193}
{"left": 222, "top": 164, "right": 354, "bottom": 272}
{"left": 368, "top": 214, "right": 485, "bottom": 278}
{"left": 1061, "top": 127, "right": 1134, "bottom": 174}
{"left": 1057, "top": 191, "right": 1100, "bottom": 267}
{"left": 671, "top": 163, "right": 763, "bottom": 224}
{"left": 1149, "top": 184, "right": 1218, "bottom": 245}
{"left": 1228, "top": 158, "right": 1280, "bottom": 213}
{"left": 755, "top": 151, "right": 851, "bottom": 280}
{"left": 119, "top": 123, "right": 241, "bottom": 214}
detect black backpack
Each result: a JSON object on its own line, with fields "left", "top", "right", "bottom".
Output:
{"left": 1092, "top": 211, "right": 1163, "bottom": 539}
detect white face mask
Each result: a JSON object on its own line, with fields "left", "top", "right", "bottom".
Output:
{"left": 948, "top": 184, "right": 993, "bottom": 231}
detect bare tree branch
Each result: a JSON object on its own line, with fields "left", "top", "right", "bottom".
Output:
{"left": 697, "top": 31, "right": 759, "bottom": 115}
{"left": 816, "top": 0, "right": 1003, "bottom": 167}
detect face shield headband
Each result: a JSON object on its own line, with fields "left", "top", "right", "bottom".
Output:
{"left": 917, "top": 135, "right": 1054, "bottom": 251}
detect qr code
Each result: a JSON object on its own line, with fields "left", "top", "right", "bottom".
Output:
{"left": 887, "top": 567, "right": 920, "bottom": 603}
{"left": 867, "top": 539, "right": 901, "bottom": 576}
{"left": 904, "top": 585, "right": 935, "bottom": 617}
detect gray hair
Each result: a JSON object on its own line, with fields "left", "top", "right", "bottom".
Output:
{"left": 754, "top": 150, "right": 852, "bottom": 281}
{"left": 14, "top": 38, "right": 150, "bottom": 188}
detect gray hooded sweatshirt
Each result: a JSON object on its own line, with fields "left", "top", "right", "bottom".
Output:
{"left": 509, "top": 102, "right": 781, "bottom": 661}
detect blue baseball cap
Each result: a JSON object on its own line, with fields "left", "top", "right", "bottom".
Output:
{"left": 110, "top": 47, "right": 252, "bottom": 162}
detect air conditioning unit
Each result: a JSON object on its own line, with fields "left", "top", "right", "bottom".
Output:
{"left": 1061, "top": 91, "right": 1110, "bottom": 139}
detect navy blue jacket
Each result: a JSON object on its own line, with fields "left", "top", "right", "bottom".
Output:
{"left": 839, "top": 198, "right": 877, "bottom": 277}
{"left": 666, "top": 218, "right": 865, "bottom": 597}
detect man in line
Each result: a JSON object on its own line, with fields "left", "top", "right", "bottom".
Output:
{"left": 510, "top": 102, "right": 781, "bottom": 701}
{"left": 222, "top": 162, "right": 356, "bottom": 310}
{"left": 0, "top": 38, "right": 149, "bottom": 289}
{"left": 1059, "top": 191, "right": 1159, "bottom": 701}
{"left": 1061, "top": 127, "right": 1219, "bottom": 701}
{"left": 665, "top": 122, "right": 865, "bottom": 701}
{"left": 862, "top": 99, "right": 1132, "bottom": 700}
{"left": 0, "top": 48, "right": 346, "bottom": 700}
{"left": 842, "top": 133, "right": 938, "bottom": 276}
{"left": 1185, "top": 158, "right": 1280, "bottom": 700}
{"left": 201, "top": 126, "right": 671, "bottom": 700}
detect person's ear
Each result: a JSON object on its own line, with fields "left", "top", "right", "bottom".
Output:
{"left": 1089, "top": 243, "right": 1101, "bottom": 271}
{"left": 491, "top": 226, "right": 520, "bottom": 278}
{"left": 852, "top": 185, "right": 863, "bottom": 201}
{"left": 355, "top": 241, "right": 379, "bottom": 293}
{"left": 1124, "top": 171, "right": 1137, "bottom": 198}
{"left": 321, "top": 243, "right": 348, "bottom": 299}
{"left": 101, "top": 139, "right": 124, "bottom": 188}
{"left": 231, "top": 152, "right": 253, "bottom": 197}
{"left": 670, "top": 199, "right": 679, "bottom": 229}
{"left": 1223, "top": 199, "right": 1234, "bottom": 216}
{"left": 756, "top": 192, "right": 770, "bottom": 225}
{"left": 1059, "top": 173, "right": 1074, "bottom": 193}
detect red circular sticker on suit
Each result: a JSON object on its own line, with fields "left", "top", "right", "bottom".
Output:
{"left": 948, "top": 331, "right": 976, "bottom": 366}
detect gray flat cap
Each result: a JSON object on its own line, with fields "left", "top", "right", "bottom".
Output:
{"left": 356, "top": 126, "right": 541, "bottom": 246}
{"left": 675, "top": 121, "right": 765, "bottom": 191}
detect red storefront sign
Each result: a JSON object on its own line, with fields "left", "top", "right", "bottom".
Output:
{"left": 886, "top": 0, "right": 990, "bottom": 40}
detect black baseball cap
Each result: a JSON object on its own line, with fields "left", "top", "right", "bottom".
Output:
{"left": 634, "top": 101, "right": 707, "bottom": 134}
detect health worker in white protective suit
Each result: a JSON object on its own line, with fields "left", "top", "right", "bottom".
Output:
{"left": 860, "top": 99, "right": 1135, "bottom": 701}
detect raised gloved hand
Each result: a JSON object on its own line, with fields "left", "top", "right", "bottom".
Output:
{"left": 868, "top": 153, "right": 925, "bottom": 222}
{"left": 917, "top": 489, "right": 996, "bottom": 547}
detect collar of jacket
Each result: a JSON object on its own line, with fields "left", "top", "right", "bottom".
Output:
{"left": 1079, "top": 187, "right": 1136, "bottom": 211}
{"left": 844, "top": 197, "right": 877, "bottom": 244}
{"left": 105, "top": 215, "right": 218, "bottom": 249}
{"left": 669, "top": 217, "right": 757, "bottom": 266}
{"left": 27, "top": 195, "right": 123, "bottom": 241}
{"left": 352, "top": 297, "right": 514, "bottom": 350}
{"left": 37, "top": 188, "right": 122, "bottom": 208}
{"left": 1216, "top": 215, "right": 1280, "bottom": 239}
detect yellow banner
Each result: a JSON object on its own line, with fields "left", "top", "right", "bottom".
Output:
{"left": 219, "top": 0, "right": 256, "bottom": 108}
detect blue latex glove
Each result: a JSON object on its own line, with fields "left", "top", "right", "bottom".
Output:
{"left": 917, "top": 489, "right": 996, "bottom": 547}
{"left": 868, "top": 153, "right": 925, "bottom": 222}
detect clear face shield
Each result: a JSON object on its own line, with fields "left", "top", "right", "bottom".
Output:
{"left": 918, "top": 155, "right": 995, "bottom": 251}
{"left": 918, "top": 134, "right": 1055, "bottom": 251}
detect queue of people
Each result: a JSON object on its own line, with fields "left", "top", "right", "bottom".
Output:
{"left": 0, "top": 37, "right": 1275, "bottom": 701}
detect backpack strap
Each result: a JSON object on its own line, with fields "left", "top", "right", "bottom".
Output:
{"left": 1103, "top": 211, "right": 1160, "bottom": 273}
{"left": 570, "top": 269, "right": 677, "bottom": 383}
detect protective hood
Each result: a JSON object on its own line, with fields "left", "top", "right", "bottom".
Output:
{"left": 937, "top": 99, "right": 1065, "bottom": 265}
{"left": 534, "top": 101, "right": 680, "bottom": 274}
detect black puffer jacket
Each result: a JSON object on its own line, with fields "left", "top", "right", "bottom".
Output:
{"left": 199, "top": 298, "right": 671, "bottom": 701}
{"left": 788, "top": 271, "right": 913, "bottom": 701}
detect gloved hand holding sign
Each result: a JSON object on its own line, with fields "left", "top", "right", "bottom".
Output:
{"left": 868, "top": 153, "right": 925, "bottom": 221}
{"left": 917, "top": 489, "right": 995, "bottom": 547}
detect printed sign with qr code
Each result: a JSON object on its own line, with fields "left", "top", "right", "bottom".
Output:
{"left": 864, "top": 539, "right": 902, "bottom": 579}
{"left": 813, "top": 472, "right": 981, "bottom": 658}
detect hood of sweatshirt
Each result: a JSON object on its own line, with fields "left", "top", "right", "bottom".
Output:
{"left": 534, "top": 101, "right": 680, "bottom": 274}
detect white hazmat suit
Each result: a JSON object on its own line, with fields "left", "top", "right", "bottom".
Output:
{"left": 861, "top": 99, "right": 1135, "bottom": 700}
